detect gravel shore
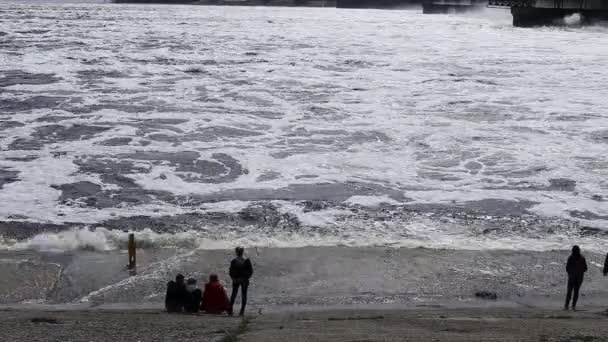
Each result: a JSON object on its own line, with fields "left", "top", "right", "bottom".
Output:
{"left": 241, "top": 307, "right": 608, "bottom": 342}
{"left": 3, "top": 306, "right": 608, "bottom": 342}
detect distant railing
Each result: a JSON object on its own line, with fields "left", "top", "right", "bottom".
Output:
{"left": 487, "top": 0, "right": 534, "bottom": 7}
{"left": 488, "top": 0, "right": 608, "bottom": 8}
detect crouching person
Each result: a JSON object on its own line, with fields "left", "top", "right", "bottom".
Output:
{"left": 201, "top": 274, "right": 231, "bottom": 315}
{"left": 184, "top": 278, "right": 202, "bottom": 313}
{"left": 165, "top": 274, "right": 187, "bottom": 313}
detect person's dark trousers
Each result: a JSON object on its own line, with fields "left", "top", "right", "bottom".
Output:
{"left": 565, "top": 275, "right": 584, "bottom": 309}
{"left": 230, "top": 280, "right": 249, "bottom": 315}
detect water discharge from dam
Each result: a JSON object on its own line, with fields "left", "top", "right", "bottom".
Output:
{"left": 0, "top": 2, "right": 607, "bottom": 254}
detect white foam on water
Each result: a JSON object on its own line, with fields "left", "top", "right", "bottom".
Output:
{"left": 563, "top": 13, "right": 583, "bottom": 26}
{"left": 344, "top": 195, "right": 403, "bottom": 207}
{"left": 0, "top": 4, "right": 607, "bottom": 249}
{"left": 2, "top": 218, "right": 607, "bottom": 253}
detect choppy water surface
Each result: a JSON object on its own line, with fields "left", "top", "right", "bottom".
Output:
{"left": 0, "top": 3, "right": 607, "bottom": 251}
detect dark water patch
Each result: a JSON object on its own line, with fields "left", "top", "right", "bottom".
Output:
{"left": 302, "top": 105, "right": 347, "bottom": 121}
{"left": 509, "top": 126, "right": 548, "bottom": 135}
{"left": 8, "top": 138, "right": 43, "bottom": 150}
{"left": 418, "top": 157, "right": 461, "bottom": 168}
{"left": 0, "top": 95, "right": 66, "bottom": 112}
{"left": 76, "top": 69, "right": 128, "bottom": 79}
{"left": 176, "top": 153, "right": 248, "bottom": 184}
{"left": 417, "top": 170, "right": 462, "bottom": 182}
{"left": 96, "top": 137, "right": 132, "bottom": 146}
{"left": 548, "top": 178, "right": 576, "bottom": 191}
{"left": 0, "top": 221, "right": 73, "bottom": 240}
{"left": 464, "top": 161, "right": 483, "bottom": 174}
{"left": 295, "top": 174, "right": 318, "bottom": 179}
{"left": 569, "top": 210, "right": 608, "bottom": 221}
{"left": 199, "top": 126, "right": 264, "bottom": 139}
{"left": 447, "top": 100, "right": 474, "bottom": 105}
{"left": 68, "top": 103, "right": 158, "bottom": 115}
{"left": 183, "top": 66, "right": 208, "bottom": 74}
{"left": 238, "top": 202, "right": 300, "bottom": 228}
{"left": 256, "top": 171, "right": 281, "bottom": 182}
{"left": 457, "top": 104, "right": 512, "bottom": 122}
{"left": 75, "top": 156, "right": 151, "bottom": 177}
{"left": 589, "top": 129, "right": 608, "bottom": 143}
{"left": 142, "top": 118, "right": 189, "bottom": 125}
{"left": 99, "top": 202, "right": 301, "bottom": 234}
{"left": 477, "top": 152, "right": 516, "bottom": 167}
{"left": 52, "top": 181, "right": 103, "bottom": 204}
{"left": 4, "top": 155, "right": 37, "bottom": 162}
{"left": 52, "top": 177, "right": 174, "bottom": 209}
{"left": 483, "top": 165, "right": 549, "bottom": 178}
{"left": 301, "top": 200, "right": 331, "bottom": 212}
{"left": 223, "top": 92, "right": 275, "bottom": 107}
{"left": 0, "top": 120, "right": 24, "bottom": 130}
{"left": 554, "top": 114, "right": 591, "bottom": 122}
{"left": 0, "top": 70, "right": 61, "bottom": 88}
{"left": 427, "top": 198, "right": 537, "bottom": 217}
{"left": 80, "top": 151, "right": 246, "bottom": 185}
{"left": 31, "top": 124, "right": 112, "bottom": 143}
{"left": 470, "top": 135, "right": 506, "bottom": 142}
{"left": 121, "top": 119, "right": 186, "bottom": 136}
{"left": 16, "top": 29, "right": 50, "bottom": 35}
{"left": 117, "top": 151, "right": 200, "bottom": 164}
{"left": 247, "top": 110, "right": 283, "bottom": 119}
{"left": 0, "top": 32, "right": 7, "bottom": 37}
{"left": 196, "top": 181, "right": 409, "bottom": 203}
{"left": 34, "top": 115, "right": 75, "bottom": 123}
{"left": 0, "top": 169, "right": 19, "bottom": 189}
{"left": 270, "top": 147, "right": 331, "bottom": 159}
{"left": 148, "top": 126, "right": 263, "bottom": 144}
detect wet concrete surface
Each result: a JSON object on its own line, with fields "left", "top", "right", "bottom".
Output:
{"left": 1, "top": 247, "right": 607, "bottom": 309}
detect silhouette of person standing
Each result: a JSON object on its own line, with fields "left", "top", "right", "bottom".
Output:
{"left": 603, "top": 252, "right": 608, "bottom": 277}
{"left": 564, "top": 245, "right": 588, "bottom": 311}
{"left": 229, "top": 246, "right": 253, "bottom": 316}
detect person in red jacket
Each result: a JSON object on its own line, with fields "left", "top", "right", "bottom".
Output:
{"left": 201, "top": 274, "right": 231, "bottom": 315}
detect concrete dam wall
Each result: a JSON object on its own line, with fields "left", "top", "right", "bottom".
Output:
{"left": 113, "top": 0, "right": 337, "bottom": 6}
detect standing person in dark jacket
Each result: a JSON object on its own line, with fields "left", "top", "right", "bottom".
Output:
{"left": 229, "top": 246, "right": 253, "bottom": 316}
{"left": 165, "top": 274, "right": 187, "bottom": 313}
{"left": 603, "top": 252, "right": 608, "bottom": 276}
{"left": 564, "top": 245, "right": 588, "bottom": 311}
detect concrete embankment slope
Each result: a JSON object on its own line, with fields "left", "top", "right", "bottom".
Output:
{"left": 2, "top": 246, "right": 608, "bottom": 308}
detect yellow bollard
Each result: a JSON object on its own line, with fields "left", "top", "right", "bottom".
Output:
{"left": 128, "top": 233, "right": 136, "bottom": 270}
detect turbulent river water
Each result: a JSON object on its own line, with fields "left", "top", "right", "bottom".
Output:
{"left": 0, "top": 2, "right": 607, "bottom": 252}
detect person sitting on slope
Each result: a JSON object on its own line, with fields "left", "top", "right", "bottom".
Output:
{"left": 184, "top": 278, "right": 203, "bottom": 313}
{"left": 201, "top": 274, "right": 231, "bottom": 315}
{"left": 165, "top": 274, "right": 187, "bottom": 313}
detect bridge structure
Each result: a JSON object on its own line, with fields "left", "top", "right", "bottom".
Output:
{"left": 422, "top": 0, "right": 487, "bottom": 14}
{"left": 489, "top": 0, "right": 608, "bottom": 26}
